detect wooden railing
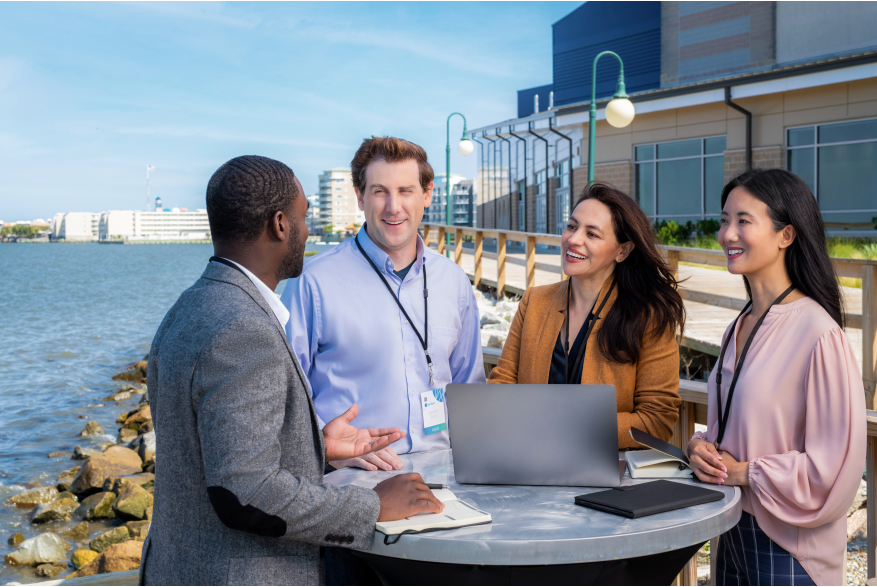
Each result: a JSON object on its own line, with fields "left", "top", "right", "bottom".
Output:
{"left": 482, "top": 347, "right": 877, "bottom": 585}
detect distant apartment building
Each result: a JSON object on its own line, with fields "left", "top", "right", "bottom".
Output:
{"left": 99, "top": 209, "right": 210, "bottom": 240}
{"left": 53, "top": 212, "right": 101, "bottom": 241}
{"left": 424, "top": 174, "right": 478, "bottom": 227}
{"left": 473, "top": 1, "right": 877, "bottom": 233}
{"left": 305, "top": 194, "right": 320, "bottom": 232}
{"left": 317, "top": 168, "right": 363, "bottom": 234}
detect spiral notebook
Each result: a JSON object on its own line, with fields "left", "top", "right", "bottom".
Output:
{"left": 375, "top": 489, "right": 492, "bottom": 536}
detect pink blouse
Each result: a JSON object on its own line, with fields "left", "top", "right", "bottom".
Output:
{"left": 693, "top": 297, "right": 866, "bottom": 586}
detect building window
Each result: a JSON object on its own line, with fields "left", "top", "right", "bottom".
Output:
{"left": 554, "top": 160, "right": 570, "bottom": 234}
{"left": 634, "top": 136, "right": 726, "bottom": 221}
{"left": 787, "top": 118, "right": 877, "bottom": 222}
{"left": 535, "top": 170, "right": 547, "bottom": 233}
{"left": 517, "top": 180, "right": 526, "bottom": 232}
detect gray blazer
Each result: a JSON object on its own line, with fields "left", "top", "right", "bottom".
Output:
{"left": 141, "top": 263, "right": 380, "bottom": 585}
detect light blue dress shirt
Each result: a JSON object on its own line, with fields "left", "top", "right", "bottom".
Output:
{"left": 282, "top": 226, "right": 485, "bottom": 454}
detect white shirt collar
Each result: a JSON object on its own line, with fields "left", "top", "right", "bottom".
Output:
{"left": 214, "top": 258, "right": 290, "bottom": 328}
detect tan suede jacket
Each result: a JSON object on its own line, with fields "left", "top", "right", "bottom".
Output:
{"left": 489, "top": 274, "right": 681, "bottom": 449}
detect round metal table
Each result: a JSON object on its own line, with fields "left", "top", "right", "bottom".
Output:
{"left": 325, "top": 449, "right": 741, "bottom": 585}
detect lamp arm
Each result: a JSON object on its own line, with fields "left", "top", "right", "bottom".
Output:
{"left": 588, "top": 51, "right": 626, "bottom": 183}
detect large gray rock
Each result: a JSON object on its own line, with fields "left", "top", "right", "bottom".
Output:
{"left": 480, "top": 311, "right": 503, "bottom": 328}
{"left": 75, "top": 491, "right": 116, "bottom": 520}
{"left": 4, "top": 532, "right": 70, "bottom": 566}
{"left": 70, "top": 446, "right": 143, "bottom": 496}
{"left": 79, "top": 420, "right": 105, "bottom": 437}
{"left": 7, "top": 486, "right": 59, "bottom": 508}
{"left": 72, "top": 445, "right": 98, "bottom": 460}
{"left": 128, "top": 430, "right": 155, "bottom": 460}
{"left": 32, "top": 497, "right": 78, "bottom": 524}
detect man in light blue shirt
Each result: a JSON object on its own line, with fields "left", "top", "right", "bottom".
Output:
{"left": 282, "top": 136, "right": 485, "bottom": 472}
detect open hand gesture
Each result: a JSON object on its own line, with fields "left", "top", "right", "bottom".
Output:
{"left": 323, "top": 404, "right": 405, "bottom": 462}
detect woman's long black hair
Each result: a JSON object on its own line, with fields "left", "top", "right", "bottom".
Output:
{"left": 575, "top": 182, "right": 685, "bottom": 364}
{"left": 721, "top": 168, "right": 844, "bottom": 328}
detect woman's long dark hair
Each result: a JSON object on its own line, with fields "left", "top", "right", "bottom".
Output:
{"left": 721, "top": 168, "right": 844, "bottom": 328}
{"left": 575, "top": 182, "right": 685, "bottom": 364}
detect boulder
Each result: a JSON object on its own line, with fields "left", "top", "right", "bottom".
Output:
{"left": 849, "top": 507, "right": 868, "bottom": 542}
{"left": 112, "top": 361, "right": 147, "bottom": 383}
{"left": 8, "top": 486, "right": 58, "bottom": 508}
{"left": 48, "top": 451, "right": 72, "bottom": 459}
{"left": 119, "top": 428, "right": 138, "bottom": 443}
{"left": 32, "top": 497, "right": 78, "bottom": 524}
{"left": 70, "top": 446, "right": 143, "bottom": 495}
{"left": 89, "top": 526, "right": 130, "bottom": 554}
{"left": 35, "top": 563, "right": 66, "bottom": 578}
{"left": 72, "top": 445, "right": 97, "bottom": 460}
{"left": 139, "top": 420, "right": 154, "bottom": 435}
{"left": 480, "top": 311, "right": 503, "bottom": 328}
{"left": 69, "top": 539, "right": 142, "bottom": 577}
{"left": 849, "top": 479, "right": 867, "bottom": 517}
{"left": 125, "top": 520, "right": 150, "bottom": 539}
{"left": 113, "top": 483, "right": 153, "bottom": 520}
{"left": 58, "top": 491, "right": 76, "bottom": 500}
{"left": 79, "top": 421, "right": 105, "bottom": 437}
{"left": 123, "top": 406, "right": 151, "bottom": 431}
{"left": 104, "top": 391, "right": 132, "bottom": 402}
{"left": 4, "top": 532, "right": 70, "bottom": 566}
{"left": 481, "top": 329, "right": 508, "bottom": 349}
{"left": 63, "top": 522, "right": 90, "bottom": 541}
{"left": 71, "top": 548, "right": 98, "bottom": 570}
{"left": 120, "top": 473, "right": 154, "bottom": 489}
{"left": 75, "top": 491, "right": 116, "bottom": 520}
{"left": 133, "top": 384, "right": 147, "bottom": 395}
{"left": 8, "top": 532, "right": 25, "bottom": 546}
{"left": 129, "top": 430, "right": 156, "bottom": 461}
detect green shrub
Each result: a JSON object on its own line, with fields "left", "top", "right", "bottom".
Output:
{"left": 654, "top": 220, "right": 691, "bottom": 245}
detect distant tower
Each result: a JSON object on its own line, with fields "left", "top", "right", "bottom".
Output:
{"left": 155, "top": 197, "right": 162, "bottom": 212}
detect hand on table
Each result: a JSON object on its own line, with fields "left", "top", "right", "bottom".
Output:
{"left": 323, "top": 404, "right": 405, "bottom": 462}
{"left": 688, "top": 438, "right": 727, "bottom": 484}
{"left": 374, "top": 473, "right": 444, "bottom": 522}
{"left": 330, "top": 447, "right": 403, "bottom": 472}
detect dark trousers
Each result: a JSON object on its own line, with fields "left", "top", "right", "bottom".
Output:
{"left": 716, "top": 511, "right": 815, "bottom": 586}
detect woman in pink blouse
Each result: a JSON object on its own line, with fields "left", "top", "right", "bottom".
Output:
{"left": 687, "top": 168, "right": 866, "bottom": 586}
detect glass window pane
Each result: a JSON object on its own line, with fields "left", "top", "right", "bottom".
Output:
{"left": 635, "top": 163, "right": 655, "bottom": 216}
{"left": 819, "top": 119, "right": 877, "bottom": 144}
{"left": 818, "top": 142, "right": 877, "bottom": 211}
{"left": 635, "top": 145, "right": 654, "bottom": 161}
{"left": 657, "top": 158, "right": 702, "bottom": 216}
{"left": 657, "top": 139, "right": 700, "bottom": 159}
{"left": 704, "top": 156, "right": 725, "bottom": 215}
{"left": 704, "top": 137, "right": 727, "bottom": 155}
{"left": 788, "top": 127, "right": 815, "bottom": 147}
{"left": 788, "top": 147, "right": 816, "bottom": 196}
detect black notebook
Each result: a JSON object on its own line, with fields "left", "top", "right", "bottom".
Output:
{"left": 574, "top": 480, "right": 725, "bottom": 518}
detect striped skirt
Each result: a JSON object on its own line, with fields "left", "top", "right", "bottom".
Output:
{"left": 716, "top": 511, "right": 815, "bottom": 586}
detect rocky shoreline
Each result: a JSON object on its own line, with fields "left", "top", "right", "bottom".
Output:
{"left": 2, "top": 361, "right": 153, "bottom": 583}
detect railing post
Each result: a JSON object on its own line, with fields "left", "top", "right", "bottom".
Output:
{"left": 526, "top": 235, "right": 536, "bottom": 289}
{"left": 474, "top": 231, "right": 483, "bottom": 288}
{"left": 868, "top": 436, "right": 877, "bottom": 579}
{"left": 438, "top": 226, "right": 446, "bottom": 257}
{"left": 863, "top": 266, "right": 877, "bottom": 408}
{"left": 455, "top": 228, "right": 463, "bottom": 266}
{"left": 423, "top": 224, "right": 431, "bottom": 249}
{"left": 497, "top": 233, "right": 507, "bottom": 297}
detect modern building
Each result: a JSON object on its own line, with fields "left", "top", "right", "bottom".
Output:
{"left": 424, "top": 174, "right": 478, "bottom": 227}
{"left": 472, "top": 1, "right": 877, "bottom": 233}
{"left": 54, "top": 212, "right": 101, "bottom": 241}
{"left": 305, "top": 194, "right": 320, "bottom": 232}
{"left": 98, "top": 209, "right": 210, "bottom": 241}
{"left": 317, "top": 167, "right": 363, "bottom": 234}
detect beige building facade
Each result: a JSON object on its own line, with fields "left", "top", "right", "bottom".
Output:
{"left": 317, "top": 167, "right": 364, "bottom": 234}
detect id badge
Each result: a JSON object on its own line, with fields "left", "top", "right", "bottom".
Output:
{"left": 421, "top": 388, "right": 447, "bottom": 435}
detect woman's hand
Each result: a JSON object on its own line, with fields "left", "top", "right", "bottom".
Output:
{"left": 718, "top": 451, "right": 750, "bottom": 486}
{"left": 688, "top": 438, "right": 727, "bottom": 484}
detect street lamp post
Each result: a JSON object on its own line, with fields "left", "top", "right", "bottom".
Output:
{"left": 587, "top": 51, "right": 636, "bottom": 182}
{"left": 446, "top": 113, "right": 473, "bottom": 255}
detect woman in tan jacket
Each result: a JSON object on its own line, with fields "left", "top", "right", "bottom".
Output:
{"left": 490, "top": 182, "right": 685, "bottom": 448}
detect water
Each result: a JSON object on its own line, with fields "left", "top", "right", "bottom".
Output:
{"left": 0, "top": 242, "right": 321, "bottom": 583}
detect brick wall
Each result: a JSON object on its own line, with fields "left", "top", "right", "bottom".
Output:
{"left": 724, "top": 146, "right": 785, "bottom": 184}
{"left": 594, "top": 161, "right": 634, "bottom": 196}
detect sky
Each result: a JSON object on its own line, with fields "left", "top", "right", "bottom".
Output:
{"left": 0, "top": 1, "right": 577, "bottom": 221}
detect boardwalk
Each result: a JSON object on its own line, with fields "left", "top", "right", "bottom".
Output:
{"left": 435, "top": 242, "right": 865, "bottom": 373}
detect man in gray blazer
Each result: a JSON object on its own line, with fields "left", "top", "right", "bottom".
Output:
{"left": 142, "top": 156, "right": 443, "bottom": 585}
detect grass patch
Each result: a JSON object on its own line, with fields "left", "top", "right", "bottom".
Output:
{"left": 304, "top": 251, "right": 319, "bottom": 257}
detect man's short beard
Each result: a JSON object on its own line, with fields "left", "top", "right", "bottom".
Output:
{"left": 277, "top": 223, "right": 305, "bottom": 281}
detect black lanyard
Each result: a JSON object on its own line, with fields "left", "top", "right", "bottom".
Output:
{"left": 564, "top": 278, "right": 616, "bottom": 384}
{"left": 354, "top": 234, "right": 434, "bottom": 386}
{"left": 715, "top": 285, "right": 795, "bottom": 448}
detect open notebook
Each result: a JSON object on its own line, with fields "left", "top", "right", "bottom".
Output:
{"left": 626, "top": 428, "right": 694, "bottom": 479}
{"left": 375, "top": 489, "right": 492, "bottom": 536}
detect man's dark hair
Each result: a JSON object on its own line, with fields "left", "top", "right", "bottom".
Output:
{"left": 206, "top": 155, "right": 299, "bottom": 244}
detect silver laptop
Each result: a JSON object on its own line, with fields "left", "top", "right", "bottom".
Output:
{"left": 446, "top": 384, "right": 621, "bottom": 487}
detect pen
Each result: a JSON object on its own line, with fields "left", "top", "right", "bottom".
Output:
{"left": 425, "top": 483, "right": 448, "bottom": 490}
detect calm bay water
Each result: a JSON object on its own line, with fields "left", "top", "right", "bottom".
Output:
{"left": 0, "top": 242, "right": 313, "bottom": 583}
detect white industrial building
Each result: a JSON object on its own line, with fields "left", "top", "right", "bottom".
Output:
{"left": 99, "top": 209, "right": 210, "bottom": 241}
{"left": 53, "top": 212, "right": 101, "bottom": 241}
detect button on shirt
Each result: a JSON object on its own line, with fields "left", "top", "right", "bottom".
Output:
{"left": 282, "top": 228, "right": 485, "bottom": 454}
{"left": 212, "top": 258, "right": 290, "bottom": 328}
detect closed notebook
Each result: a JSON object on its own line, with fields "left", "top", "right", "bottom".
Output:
{"left": 574, "top": 480, "right": 724, "bottom": 518}
{"left": 375, "top": 489, "right": 491, "bottom": 536}
{"left": 626, "top": 427, "right": 694, "bottom": 479}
